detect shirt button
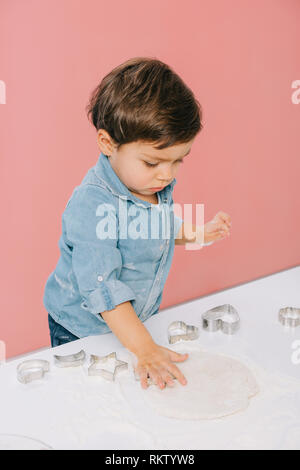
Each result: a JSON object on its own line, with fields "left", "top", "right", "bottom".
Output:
{"left": 97, "top": 275, "right": 103, "bottom": 282}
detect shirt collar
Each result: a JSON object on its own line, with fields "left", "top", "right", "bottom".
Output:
{"left": 94, "top": 152, "right": 177, "bottom": 207}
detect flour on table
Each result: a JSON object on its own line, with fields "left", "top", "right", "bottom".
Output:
{"left": 142, "top": 349, "right": 259, "bottom": 420}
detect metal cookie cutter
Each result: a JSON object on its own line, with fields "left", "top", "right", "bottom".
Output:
{"left": 17, "top": 360, "right": 50, "bottom": 384}
{"left": 88, "top": 352, "right": 128, "bottom": 381}
{"left": 168, "top": 321, "right": 199, "bottom": 344}
{"left": 278, "top": 307, "right": 300, "bottom": 327}
{"left": 54, "top": 349, "right": 86, "bottom": 368}
{"left": 202, "top": 304, "right": 240, "bottom": 334}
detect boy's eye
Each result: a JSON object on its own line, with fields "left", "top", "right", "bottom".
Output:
{"left": 144, "top": 160, "right": 184, "bottom": 167}
{"left": 144, "top": 162, "right": 158, "bottom": 167}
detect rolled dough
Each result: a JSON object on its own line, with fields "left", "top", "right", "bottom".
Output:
{"left": 142, "top": 349, "right": 259, "bottom": 420}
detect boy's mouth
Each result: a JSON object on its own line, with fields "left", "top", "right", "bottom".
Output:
{"left": 149, "top": 186, "right": 166, "bottom": 191}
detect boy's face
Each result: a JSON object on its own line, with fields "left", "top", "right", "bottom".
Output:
{"left": 97, "top": 131, "right": 195, "bottom": 199}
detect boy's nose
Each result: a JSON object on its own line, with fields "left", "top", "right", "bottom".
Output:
{"left": 157, "top": 180, "right": 172, "bottom": 187}
{"left": 157, "top": 171, "right": 174, "bottom": 184}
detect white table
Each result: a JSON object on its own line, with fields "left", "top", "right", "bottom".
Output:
{"left": 0, "top": 266, "right": 299, "bottom": 450}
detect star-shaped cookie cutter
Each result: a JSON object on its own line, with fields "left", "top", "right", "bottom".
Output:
{"left": 168, "top": 320, "right": 199, "bottom": 344}
{"left": 278, "top": 307, "right": 300, "bottom": 327}
{"left": 53, "top": 349, "right": 86, "bottom": 368}
{"left": 17, "top": 359, "right": 50, "bottom": 384}
{"left": 202, "top": 304, "right": 240, "bottom": 334}
{"left": 88, "top": 352, "right": 128, "bottom": 381}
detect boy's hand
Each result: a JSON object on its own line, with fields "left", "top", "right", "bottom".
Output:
{"left": 134, "top": 344, "right": 189, "bottom": 390}
{"left": 203, "top": 211, "right": 231, "bottom": 244}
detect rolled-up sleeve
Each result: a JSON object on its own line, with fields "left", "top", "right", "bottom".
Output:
{"left": 64, "top": 186, "right": 136, "bottom": 315}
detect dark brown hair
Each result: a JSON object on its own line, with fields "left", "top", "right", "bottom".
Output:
{"left": 86, "top": 57, "right": 203, "bottom": 150}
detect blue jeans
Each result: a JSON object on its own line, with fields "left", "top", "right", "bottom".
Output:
{"left": 48, "top": 314, "right": 79, "bottom": 347}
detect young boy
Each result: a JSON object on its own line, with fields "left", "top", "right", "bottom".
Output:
{"left": 43, "top": 57, "right": 231, "bottom": 391}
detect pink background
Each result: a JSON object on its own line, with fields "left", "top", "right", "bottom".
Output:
{"left": 0, "top": 0, "right": 299, "bottom": 358}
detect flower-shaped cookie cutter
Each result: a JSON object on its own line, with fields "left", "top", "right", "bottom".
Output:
{"left": 168, "top": 321, "right": 199, "bottom": 344}
{"left": 88, "top": 352, "right": 128, "bottom": 381}
{"left": 17, "top": 359, "right": 50, "bottom": 384}
{"left": 53, "top": 349, "right": 86, "bottom": 368}
{"left": 278, "top": 307, "right": 300, "bottom": 327}
{"left": 202, "top": 304, "right": 240, "bottom": 334}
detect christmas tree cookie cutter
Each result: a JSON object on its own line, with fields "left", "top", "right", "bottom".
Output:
{"left": 278, "top": 307, "right": 300, "bottom": 327}
{"left": 202, "top": 304, "right": 240, "bottom": 334}
{"left": 88, "top": 352, "right": 128, "bottom": 381}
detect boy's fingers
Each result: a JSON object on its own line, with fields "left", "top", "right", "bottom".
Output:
{"left": 136, "top": 366, "right": 157, "bottom": 389}
{"left": 148, "top": 365, "right": 165, "bottom": 389}
{"left": 138, "top": 369, "right": 149, "bottom": 389}
{"left": 137, "top": 350, "right": 189, "bottom": 390}
{"left": 207, "top": 222, "right": 221, "bottom": 233}
{"left": 214, "top": 211, "right": 231, "bottom": 227}
{"left": 157, "top": 351, "right": 188, "bottom": 385}
{"left": 220, "top": 223, "right": 230, "bottom": 234}
{"left": 221, "top": 213, "right": 231, "bottom": 227}
{"left": 157, "top": 367, "right": 175, "bottom": 387}
{"left": 169, "top": 351, "right": 189, "bottom": 362}
{"left": 164, "top": 362, "right": 187, "bottom": 386}
{"left": 209, "top": 221, "right": 230, "bottom": 234}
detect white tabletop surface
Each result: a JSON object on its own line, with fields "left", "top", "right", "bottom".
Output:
{"left": 0, "top": 265, "right": 300, "bottom": 450}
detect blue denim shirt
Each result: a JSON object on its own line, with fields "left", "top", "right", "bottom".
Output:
{"left": 43, "top": 152, "right": 184, "bottom": 338}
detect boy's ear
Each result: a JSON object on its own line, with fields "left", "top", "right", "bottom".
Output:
{"left": 96, "top": 129, "right": 116, "bottom": 156}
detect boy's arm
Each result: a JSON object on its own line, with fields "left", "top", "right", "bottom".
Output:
{"left": 175, "top": 222, "right": 195, "bottom": 245}
{"left": 175, "top": 222, "right": 205, "bottom": 245}
{"left": 100, "top": 301, "right": 155, "bottom": 355}
{"left": 175, "top": 215, "right": 231, "bottom": 245}
{"left": 100, "top": 302, "right": 188, "bottom": 389}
